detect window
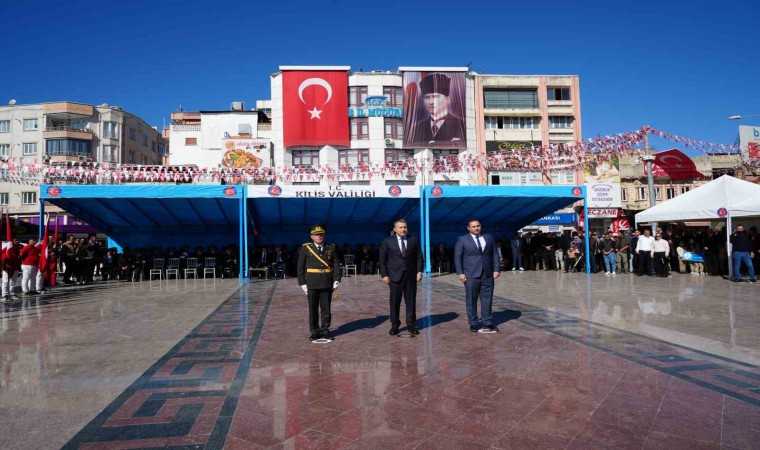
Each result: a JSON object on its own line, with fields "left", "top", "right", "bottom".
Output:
{"left": 433, "top": 149, "right": 459, "bottom": 157}
{"left": 384, "top": 118, "right": 403, "bottom": 139}
{"left": 292, "top": 149, "right": 320, "bottom": 166}
{"left": 666, "top": 187, "right": 676, "bottom": 199}
{"left": 23, "top": 118, "right": 38, "bottom": 131}
{"left": 484, "top": 89, "right": 538, "bottom": 109}
{"left": 103, "top": 121, "right": 118, "bottom": 139}
{"left": 637, "top": 187, "right": 647, "bottom": 200}
{"left": 655, "top": 187, "right": 662, "bottom": 200}
{"left": 349, "top": 86, "right": 368, "bottom": 107}
{"left": 0, "top": 144, "right": 8, "bottom": 158}
{"left": 338, "top": 149, "right": 369, "bottom": 165}
{"left": 0, "top": 193, "right": 7, "bottom": 205}
{"left": 142, "top": 134, "right": 147, "bottom": 147}
{"left": 547, "top": 87, "right": 571, "bottom": 101}
{"left": 484, "top": 116, "right": 540, "bottom": 130}
{"left": 550, "top": 171, "right": 575, "bottom": 185}
{"left": 185, "top": 137, "right": 197, "bottom": 146}
{"left": 22, "top": 143, "right": 37, "bottom": 155}
{"left": 0, "top": 120, "right": 10, "bottom": 133}
{"left": 350, "top": 118, "right": 369, "bottom": 140}
{"left": 385, "top": 149, "right": 414, "bottom": 162}
{"left": 128, "top": 150, "right": 136, "bottom": 163}
{"left": 680, "top": 186, "right": 690, "bottom": 194}
{"left": 22, "top": 191, "right": 37, "bottom": 204}
{"left": 141, "top": 155, "right": 147, "bottom": 165}
{"left": 152, "top": 141, "right": 156, "bottom": 153}
{"left": 46, "top": 139, "right": 89, "bottom": 156}
{"left": 129, "top": 128, "right": 136, "bottom": 140}
{"left": 158, "top": 143, "right": 166, "bottom": 155}
{"left": 621, "top": 188, "right": 628, "bottom": 201}
{"left": 102, "top": 145, "right": 115, "bottom": 162}
{"left": 383, "top": 87, "right": 403, "bottom": 107}
{"left": 549, "top": 116, "right": 573, "bottom": 129}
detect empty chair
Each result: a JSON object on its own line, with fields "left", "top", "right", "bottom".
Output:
{"left": 203, "top": 257, "right": 216, "bottom": 278}
{"left": 149, "top": 258, "right": 164, "bottom": 281}
{"left": 165, "top": 258, "right": 180, "bottom": 279}
{"left": 184, "top": 257, "right": 198, "bottom": 279}
{"left": 343, "top": 254, "right": 357, "bottom": 277}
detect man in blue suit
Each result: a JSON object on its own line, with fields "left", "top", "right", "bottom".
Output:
{"left": 454, "top": 219, "right": 502, "bottom": 332}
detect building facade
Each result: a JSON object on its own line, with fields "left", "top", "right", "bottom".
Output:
{"left": 0, "top": 101, "right": 165, "bottom": 215}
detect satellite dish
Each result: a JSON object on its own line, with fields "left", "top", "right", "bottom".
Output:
{"left": 8, "top": 99, "right": 16, "bottom": 105}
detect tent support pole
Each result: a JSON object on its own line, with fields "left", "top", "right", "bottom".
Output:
{"left": 726, "top": 211, "right": 733, "bottom": 280}
{"left": 583, "top": 189, "right": 591, "bottom": 274}
{"left": 239, "top": 192, "right": 244, "bottom": 284}
{"left": 424, "top": 186, "right": 431, "bottom": 276}
{"left": 243, "top": 192, "right": 249, "bottom": 283}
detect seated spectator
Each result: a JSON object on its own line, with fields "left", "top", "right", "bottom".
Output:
{"left": 270, "top": 245, "right": 288, "bottom": 278}
{"left": 220, "top": 246, "right": 238, "bottom": 278}
{"left": 432, "top": 243, "right": 452, "bottom": 273}
{"left": 358, "top": 244, "right": 377, "bottom": 275}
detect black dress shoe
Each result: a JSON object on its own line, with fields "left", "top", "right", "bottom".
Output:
{"left": 309, "top": 334, "right": 320, "bottom": 341}
{"left": 484, "top": 325, "right": 499, "bottom": 332}
{"left": 408, "top": 326, "right": 419, "bottom": 335}
{"left": 470, "top": 325, "right": 480, "bottom": 332}
{"left": 321, "top": 331, "right": 333, "bottom": 340}
{"left": 389, "top": 328, "right": 399, "bottom": 336}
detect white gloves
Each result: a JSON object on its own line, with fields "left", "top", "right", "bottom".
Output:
{"left": 301, "top": 285, "right": 308, "bottom": 294}
{"left": 332, "top": 281, "right": 340, "bottom": 289}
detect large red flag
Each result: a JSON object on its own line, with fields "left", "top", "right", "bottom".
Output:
{"left": 282, "top": 70, "right": 349, "bottom": 147}
{"left": 40, "top": 214, "right": 49, "bottom": 276}
{"left": 653, "top": 149, "right": 704, "bottom": 181}
{"left": 5, "top": 212, "right": 11, "bottom": 243}
{"left": 51, "top": 216, "right": 59, "bottom": 287}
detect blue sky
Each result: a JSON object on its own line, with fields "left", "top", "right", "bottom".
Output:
{"left": 2, "top": 0, "right": 757, "bottom": 149}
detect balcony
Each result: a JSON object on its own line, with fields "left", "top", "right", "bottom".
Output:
{"left": 171, "top": 124, "right": 201, "bottom": 132}
{"left": 44, "top": 126, "right": 94, "bottom": 140}
{"left": 43, "top": 102, "right": 93, "bottom": 118}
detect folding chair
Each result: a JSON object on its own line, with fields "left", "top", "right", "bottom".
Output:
{"left": 203, "top": 257, "right": 216, "bottom": 278}
{"left": 149, "top": 258, "right": 164, "bottom": 281}
{"left": 165, "top": 258, "right": 180, "bottom": 279}
{"left": 343, "top": 254, "right": 357, "bottom": 277}
{"left": 184, "top": 257, "right": 198, "bottom": 279}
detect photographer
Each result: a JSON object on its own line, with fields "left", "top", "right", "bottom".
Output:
{"left": 729, "top": 224, "right": 757, "bottom": 283}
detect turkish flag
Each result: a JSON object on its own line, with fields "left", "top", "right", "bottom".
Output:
{"left": 653, "top": 149, "right": 704, "bottom": 181}
{"left": 282, "top": 71, "right": 349, "bottom": 147}
{"left": 748, "top": 142, "right": 760, "bottom": 159}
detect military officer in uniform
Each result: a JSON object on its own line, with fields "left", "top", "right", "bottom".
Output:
{"left": 297, "top": 225, "right": 342, "bottom": 341}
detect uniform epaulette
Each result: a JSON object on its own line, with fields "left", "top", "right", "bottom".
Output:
{"left": 303, "top": 242, "right": 311, "bottom": 246}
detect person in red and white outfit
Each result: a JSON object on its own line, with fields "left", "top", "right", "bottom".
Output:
{"left": 19, "top": 238, "right": 41, "bottom": 295}
{"left": 2, "top": 239, "right": 21, "bottom": 301}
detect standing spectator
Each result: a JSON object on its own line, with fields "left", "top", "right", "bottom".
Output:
{"left": 686, "top": 242, "right": 705, "bottom": 275}
{"left": 2, "top": 239, "right": 21, "bottom": 301}
{"left": 86, "top": 235, "right": 100, "bottom": 283}
{"left": 705, "top": 229, "right": 721, "bottom": 276}
{"left": 667, "top": 239, "right": 680, "bottom": 273}
{"left": 75, "top": 239, "right": 90, "bottom": 285}
{"left": 615, "top": 231, "right": 630, "bottom": 274}
{"left": 542, "top": 233, "right": 555, "bottom": 271}
{"left": 629, "top": 230, "right": 640, "bottom": 274}
{"left": 652, "top": 233, "right": 670, "bottom": 277}
{"left": 511, "top": 233, "right": 524, "bottom": 271}
{"left": 19, "top": 238, "right": 41, "bottom": 295}
{"left": 588, "top": 233, "right": 599, "bottom": 273}
{"left": 636, "top": 229, "right": 655, "bottom": 276}
{"left": 522, "top": 232, "right": 537, "bottom": 270}
{"left": 750, "top": 226, "right": 760, "bottom": 275}
{"left": 60, "top": 235, "right": 76, "bottom": 283}
{"left": 730, "top": 224, "right": 757, "bottom": 283}
{"left": 601, "top": 232, "right": 617, "bottom": 275}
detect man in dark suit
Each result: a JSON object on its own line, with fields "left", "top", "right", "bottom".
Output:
{"left": 432, "top": 242, "right": 452, "bottom": 273}
{"left": 253, "top": 245, "right": 273, "bottom": 278}
{"left": 454, "top": 219, "right": 501, "bottom": 332}
{"left": 297, "top": 225, "right": 342, "bottom": 341}
{"left": 409, "top": 73, "right": 466, "bottom": 147}
{"left": 379, "top": 219, "right": 424, "bottom": 336}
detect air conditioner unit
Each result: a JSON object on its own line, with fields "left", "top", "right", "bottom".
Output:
{"left": 385, "top": 138, "right": 395, "bottom": 147}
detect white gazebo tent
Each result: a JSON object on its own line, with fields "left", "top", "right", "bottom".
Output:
{"left": 635, "top": 175, "right": 760, "bottom": 278}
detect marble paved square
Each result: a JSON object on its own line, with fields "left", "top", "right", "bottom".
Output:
{"left": 0, "top": 272, "right": 758, "bottom": 449}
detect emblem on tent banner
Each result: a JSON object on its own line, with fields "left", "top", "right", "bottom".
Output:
{"left": 223, "top": 187, "right": 237, "bottom": 198}
{"left": 46, "top": 186, "right": 61, "bottom": 198}
{"left": 572, "top": 186, "right": 582, "bottom": 197}
{"left": 268, "top": 185, "right": 282, "bottom": 197}
{"left": 388, "top": 185, "right": 402, "bottom": 197}
{"left": 717, "top": 207, "right": 728, "bottom": 218}
{"left": 431, "top": 187, "right": 443, "bottom": 197}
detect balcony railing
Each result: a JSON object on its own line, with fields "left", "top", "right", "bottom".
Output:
{"left": 171, "top": 124, "right": 201, "bottom": 132}
{"left": 45, "top": 126, "right": 92, "bottom": 133}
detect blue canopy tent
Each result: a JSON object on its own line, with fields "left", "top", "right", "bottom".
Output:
{"left": 423, "top": 185, "right": 591, "bottom": 274}
{"left": 246, "top": 185, "right": 423, "bottom": 279}
{"left": 39, "top": 184, "right": 247, "bottom": 281}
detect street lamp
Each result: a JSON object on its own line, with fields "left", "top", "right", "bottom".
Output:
{"left": 728, "top": 114, "right": 760, "bottom": 120}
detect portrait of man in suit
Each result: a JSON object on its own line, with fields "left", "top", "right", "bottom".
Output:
{"left": 454, "top": 219, "right": 501, "bottom": 332}
{"left": 404, "top": 72, "right": 467, "bottom": 149}
{"left": 379, "top": 219, "right": 424, "bottom": 336}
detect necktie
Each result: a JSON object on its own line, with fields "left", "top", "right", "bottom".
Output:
{"left": 432, "top": 118, "right": 442, "bottom": 135}
{"left": 261, "top": 252, "right": 265, "bottom": 263}
{"left": 400, "top": 238, "right": 407, "bottom": 257}
{"left": 475, "top": 235, "right": 483, "bottom": 253}
{"left": 318, "top": 246, "right": 322, "bottom": 253}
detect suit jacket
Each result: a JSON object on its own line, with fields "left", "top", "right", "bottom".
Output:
{"left": 379, "top": 235, "right": 424, "bottom": 283}
{"left": 254, "top": 250, "right": 273, "bottom": 266}
{"left": 410, "top": 114, "right": 466, "bottom": 147}
{"left": 510, "top": 238, "right": 522, "bottom": 254}
{"left": 455, "top": 233, "right": 501, "bottom": 279}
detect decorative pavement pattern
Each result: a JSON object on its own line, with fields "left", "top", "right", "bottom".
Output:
{"left": 62, "top": 278, "right": 759, "bottom": 449}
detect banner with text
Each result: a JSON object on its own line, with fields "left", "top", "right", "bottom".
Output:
{"left": 222, "top": 139, "right": 271, "bottom": 169}
{"left": 247, "top": 184, "right": 420, "bottom": 199}
{"left": 583, "top": 156, "right": 621, "bottom": 208}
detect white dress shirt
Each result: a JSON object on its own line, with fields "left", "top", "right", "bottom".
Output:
{"left": 652, "top": 239, "right": 670, "bottom": 253}
{"left": 636, "top": 235, "right": 655, "bottom": 252}
{"left": 470, "top": 234, "right": 485, "bottom": 252}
